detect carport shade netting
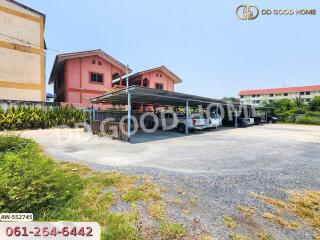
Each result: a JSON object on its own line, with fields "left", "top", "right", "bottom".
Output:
{"left": 90, "top": 86, "right": 226, "bottom": 107}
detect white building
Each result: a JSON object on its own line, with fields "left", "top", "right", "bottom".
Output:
{"left": 239, "top": 85, "right": 320, "bottom": 106}
{"left": 0, "top": 0, "right": 46, "bottom": 101}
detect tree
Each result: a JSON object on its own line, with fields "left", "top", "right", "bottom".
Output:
{"left": 293, "top": 96, "right": 307, "bottom": 114}
{"left": 223, "top": 97, "right": 239, "bottom": 104}
{"left": 309, "top": 96, "right": 320, "bottom": 112}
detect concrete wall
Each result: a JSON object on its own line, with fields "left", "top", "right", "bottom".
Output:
{"left": 0, "top": 0, "right": 45, "bottom": 101}
{"left": 0, "top": 99, "right": 58, "bottom": 111}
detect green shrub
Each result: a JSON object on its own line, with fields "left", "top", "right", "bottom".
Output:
{"left": 0, "top": 106, "right": 85, "bottom": 130}
{"left": 305, "top": 111, "right": 320, "bottom": 118}
{"left": 295, "top": 117, "right": 320, "bottom": 125}
{"left": 309, "top": 96, "right": 320, "bottom": 112}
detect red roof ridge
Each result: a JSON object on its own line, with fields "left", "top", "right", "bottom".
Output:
{"left": 239, "top": 84, "right": 320, "bottom": 96}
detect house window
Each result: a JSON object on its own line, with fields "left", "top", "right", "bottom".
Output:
{"left": 284, "top": 93, "right": 288, "bottom": 96}
{"left": 306, "top": 91, "right": 311, "bottom": 95}
{"left": 256, "top": 94, "right": 260, "bottom": 97}
{"left": 92, "top": 60, "right": 96, "bottom": 64}
{"left": 155, "top": 83, "right": 163, "bottom": 90}
{"left": 90, "top": 73, "right": 104, "bottom": 83}
{"left": 300, "top": 92, "right": 305, "bottom": 95}
{"left": 98, "top": 61, "right": 102, "bottom": 65}
{"left": 269, "top": 94, "right": 274, "bottom": 97}
{"left": 160, "top": 74, "right": 162, "bottom": 78}
{"left": 252, "top": 95, "right": 256, "bottom": 98}
{"left": 240, "top": 95, "right": 244, "bottom": 98}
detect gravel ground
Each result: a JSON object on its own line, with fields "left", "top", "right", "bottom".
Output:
{"left": 14, "top": 124, "right": 320, "bottom": 239}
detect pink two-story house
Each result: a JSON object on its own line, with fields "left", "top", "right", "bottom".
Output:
{"left": 49, "top": 49, "right": 131, "bottom": 106}
{"left": 49, "top": 50, "right": 183, "bottom": 108}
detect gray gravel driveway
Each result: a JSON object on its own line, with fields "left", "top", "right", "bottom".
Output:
{"left": 17, "top": 124, "right": 320, "bottom": 239}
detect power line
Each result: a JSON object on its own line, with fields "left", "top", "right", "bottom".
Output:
{"left": 0, "top": 32, "right": 63, "bottom": 53}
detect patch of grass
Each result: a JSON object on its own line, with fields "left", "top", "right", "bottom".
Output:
{"left": 0, "top": 136, "right": 83, "bottom": 217}
{"left": 287, "top": 191, "right": 320, "bottom": 231}
{"left": 200, "top": 235, "right": 215, "bottom": 240}
{"left": 168, "top": 198, "right": 182, "bottom": 205}
{"left": 228, "top": 232, "right": 248, "bottom": 240}
{"left": 147, "top": 203, "right": 165, "bottom": 220}
{"left": 122, "top": 189, "right": 146, "bottom": 203}
{"left": 121, "top": 182, "right": 162, "bottom": 203}
{"left": 223, "top": 215, "right": 237, "bottom": 228}
{"left": 262, "top": 212, "right": 299, "bottom": 230}
{"left": 257, "top": 230, "right": 272, "bottom": 240}
{"left": 251, "top": 193, "right": 286, "bottom": 209}
{"left": 159, "top": 222, "right": 187, "bottom": 239}
{"left": 58, "top": 161, "right": 92, "bottom": 175}
{"left": 101, "top": 212, "right": 141, "bottom": 240}
{"left": 251, "top": 190, "right": 320, "bottom": 235}
{"left": 237, "top": 206, "right": 256, "bottom": 219}
{"left": 0, "top": 135, "right": 143, "bottom": 239}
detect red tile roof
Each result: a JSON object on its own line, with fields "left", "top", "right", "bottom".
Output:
{"left": 239, "top": 85, "right": 320, "bottom": 96}
{"left": 130, "top": 66, "right": 183, "bottom": 84}
{"left": 49, "top": 50, "right": 130, "bottom": 84}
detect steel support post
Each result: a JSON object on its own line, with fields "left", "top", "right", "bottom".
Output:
{"left": 186, "top": 100, "right": 189, "bottom": 134}
{"left": 127, "top": 90, "right": 132, "bottom": 140}
{"left": 235, "top": 108, "right": 238, "bottom": 128}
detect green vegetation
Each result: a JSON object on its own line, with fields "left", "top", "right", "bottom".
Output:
{"left": 0, "top": 135, "right": 83, "bottom": 216}
{"left": 159, "top": 222, "right": 187, "bottom": 239}
{"left": 0, "top": 135, "right": 139, "bottom": 239}
{"left": 147, "top": 203, "right": 165, "bottom": 220}
{"left": 0, "top": 135, "right": 189, "bottom": 239}
{"left": 223, "top": 215, "right": 236, "bottom": 228}
{"left": 263, "top": 96, "right": 320, "bottom": 124}
{"left": 295, "top": 117, "right": 320, "bottom": 125}
{"left": 228, "top": 232, "right": 247, "bottom": 240}
{"left": 0, "top": 106, "right": 85, "bottom": 130}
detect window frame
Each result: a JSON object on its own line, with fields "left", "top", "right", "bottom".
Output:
{"left": 155, "top": 82, "right": 164, "bottom": 90}
{"left": 89, "top": 72, "right": 104, "bottom": 84}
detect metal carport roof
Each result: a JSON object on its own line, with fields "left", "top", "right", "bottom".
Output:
{"left": 90, "top": 86, "right": 228, "bottom": 107}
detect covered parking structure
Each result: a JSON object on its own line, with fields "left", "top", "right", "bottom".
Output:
{"left": 90, "top": 86, "right": 269, "bottom": 140}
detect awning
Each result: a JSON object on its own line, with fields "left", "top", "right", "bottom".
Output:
{"left": 90, "top": 86, "right": 227, "bottom": 108}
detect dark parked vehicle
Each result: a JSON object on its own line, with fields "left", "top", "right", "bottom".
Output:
{"left": 222, "top": 116, "right": 250, "bottom": 127}
{"left": 260, "top": 116, "right": 278, "bottom": 124}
